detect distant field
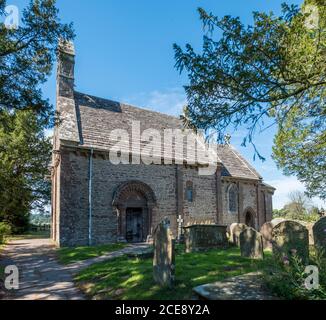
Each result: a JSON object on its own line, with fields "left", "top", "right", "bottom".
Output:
{"left": 10, "top": 230, "right": 50, "bottom": 240}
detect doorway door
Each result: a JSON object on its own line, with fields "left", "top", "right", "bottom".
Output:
{"left": 245, "top": 211, "right": 255, "bottom": 228}
{"left": 126, "top": 208, "right": 143, "bottom": 243}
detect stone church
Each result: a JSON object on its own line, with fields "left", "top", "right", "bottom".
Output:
{"left": 51, "top": 41, "right": 275, "bottom": 247}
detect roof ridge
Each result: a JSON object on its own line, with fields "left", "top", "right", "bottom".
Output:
{"left": 74, "top": 90, "right": 183, "bottom": 121}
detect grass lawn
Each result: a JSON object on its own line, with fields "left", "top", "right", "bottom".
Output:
{"left": 75, "top": 246, "right": 272, "bottom": 300}
{"left": 57, "top": 243, "right": 128, "bottom": 265}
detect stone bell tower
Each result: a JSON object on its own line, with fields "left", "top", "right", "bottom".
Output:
{"left": 57, "top": 40, "right": 75, "bottom": 99}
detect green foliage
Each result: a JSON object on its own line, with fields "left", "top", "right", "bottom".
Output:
{"left": 263, "top": 248, "right": 326, "bottom": 300}
{"left": 30, "top": 211, "right": 50, "bottom": 226}
{"left": 0, "top": 110, "right": 52, "bottom": 233}
{"left": 174, "top": 1, "right": 326, "bottom": 198}
{"left": 273, "top": 191, "right": 322, "bottom": 222}
{"left": 75, "top": 247, "right": 267, "bottom": 300}
{"left": 0, "top": 0, "right": 73, "bottom": 232}
{"left": 57, "top": 243, "right": 127, "bottom": 265}
{"left": 0, "top": 221, "right": 11, "bottom": 244}
{"left": 0, "top": 0, "right": 74, "bottom": 118}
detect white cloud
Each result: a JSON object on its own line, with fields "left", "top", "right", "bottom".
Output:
{"left": 266, "top": 176, "right": 326, "bottom": 210}
{"left": 123, "top": 88, "right": 186, "bottom": 117}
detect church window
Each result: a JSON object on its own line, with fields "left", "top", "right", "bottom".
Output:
{"left": 228, "top": 184, "right": 238, "bottom": 213}
{"left": 186, "top": 181, "right": 194, "bottom": 202}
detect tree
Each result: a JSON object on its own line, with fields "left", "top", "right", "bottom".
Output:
{"left": 0, "top": 0, "right": 74, "bottom": 118}
{"left": 0, "top": 110, "right": 52, "bottom": 233}
{"left": 286, "top": 190, "right": 312, "bottom": 219}
{"left": 274, "top": 190, "right": 320, "bottom": 222}
{"left": 174, "top": 0, "right": 326, "bottom": 199}
{"left": 0, "top": 0, "right": 73, "bottom": 232}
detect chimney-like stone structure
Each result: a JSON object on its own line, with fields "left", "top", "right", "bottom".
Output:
{"left": 57, "top": 40, "right": 75, "bottom": 99}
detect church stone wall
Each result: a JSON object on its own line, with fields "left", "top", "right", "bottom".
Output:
{"left": 220, "top": 180, "right": 261, "bottom": 228}
{"left": 59, "top": 150, "right": 90, "bottom": 246}
{"left": 241, "top": 182, "right": 258, "bottom": 216}
{"left": 58, "top": 150, "right": 179, "bottom": 246}
{"left": 56, "top": 149, "right": 272, "bottom": 247}
{"left": 182, "top": 167, "right": 217, "bottom": 225}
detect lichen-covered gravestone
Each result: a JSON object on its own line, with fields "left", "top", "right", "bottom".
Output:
{"left": 272, "top": 220, "right": 309, "bottom": 263}
{"left": 239, "top": 227, "right": 264, "bottom": 259}
{"left": 230, "top": 223, "right": 248, "bottom": 246}
{"left": 313, "top": 217, "right": 326, "bottom": 254}
{"left": 184, "top": 225, "right": 228, "bottom": 253}
{"left": 153, "top": 220, "right": 175, "bottom": 288}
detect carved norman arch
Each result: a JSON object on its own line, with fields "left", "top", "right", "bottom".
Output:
{"left": 112, "top": 181, "right": 157, "bottom": 242}
{"left": 112, "top": 180, "right": 157, "bottom": 208}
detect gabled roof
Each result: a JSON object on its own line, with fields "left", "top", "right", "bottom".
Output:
{"left": 56, "top": 91, "right": 262, "bottom": 180}
{"left": 217, "top": 145, "right": 262, "bottom": 180}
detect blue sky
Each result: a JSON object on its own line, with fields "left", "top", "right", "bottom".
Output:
{"left": 11, "top": 0, "right": 325, "bottom": 209}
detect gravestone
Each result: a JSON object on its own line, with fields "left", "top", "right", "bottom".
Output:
{"left": 260, "top": 220, "right": 284, "bottom": 249}
{"left": 184, "top": 225, "right": 228, "bottom": 253}
{"left": 313, "top": 217, "right": 326, "bottom": 254}
{"left": 260, "top": 222, "right": 274, "bottom": 249}
{"left": 239, "top": 227, "right": 264, "bottom": 259}
{"left": 270, "top": 218, "right": 286, "bottom": 225}
{"left": 153, "top": 219, "right": 175, "bottom": 288}
{"left": 272, "top": 220, "right": 309, "bottom": 263}
{"left": 230, "top": 223, "right": 248, "bottom": 246}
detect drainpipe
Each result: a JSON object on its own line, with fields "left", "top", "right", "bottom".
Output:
{"left": 88, "top": 148, "right": 94, "bottom": 246}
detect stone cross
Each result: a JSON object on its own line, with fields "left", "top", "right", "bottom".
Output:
{"left": 177, "top": 215, "right": 184, "bottom": 240}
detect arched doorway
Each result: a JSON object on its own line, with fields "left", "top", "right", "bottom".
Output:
{"left": 245, "top": 210, "right": 255, "bottom": 228}
{"left": 112, "top": 181, "right": 157, "bottom": 243}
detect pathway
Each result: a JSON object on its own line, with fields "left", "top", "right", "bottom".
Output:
{"left": 0, "top": 239, "right": 150, "bottom": 300}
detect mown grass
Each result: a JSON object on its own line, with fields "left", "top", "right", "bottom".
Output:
{"left": 57, "top": 243, "right": 128, "bottom": 265}
{"left": 75, "top": 246, "right": 272, "bottom": 300}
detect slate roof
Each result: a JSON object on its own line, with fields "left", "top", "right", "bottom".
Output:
{"left": 57, "top": 91, "right": 263, "bottom": 180}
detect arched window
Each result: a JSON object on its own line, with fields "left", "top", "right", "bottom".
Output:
{"left": 228, "top": 184, "right": 238, "bottom": 213}
{"left": 185, "top": 181, "right": 194, "bottom": 202}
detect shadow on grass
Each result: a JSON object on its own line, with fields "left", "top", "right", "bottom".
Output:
{"left": 57, "top": 243, "right": 128, "bottom": 265}
{"left": 76, "top": 247, "right": 272, "bottom": 300}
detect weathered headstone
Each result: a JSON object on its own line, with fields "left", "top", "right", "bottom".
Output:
{"left": 153, "top": 219, "right": 175, "bottom": 288}
{"left": 260, "top": 222, "right": 273, "bottom": 249}
{"left": 230, "top": 223, "right": 248, "bottom": 246}
{"left": 260, "top": 220, "right": 284, "bottom": 249}
{"left": 272, "top": 220, "right": 309, "bottom": 263}
{"left": 313, "top": 217, "right": 326, "bottom": 254}
{"left": 184, "top": 225, "right": 228, "bottom": 253}
{"left": 270, "top": 218, "right": 286, "bottom": 225}
{"left": 239, "top": 227, "right": 264, "bottom": 259}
